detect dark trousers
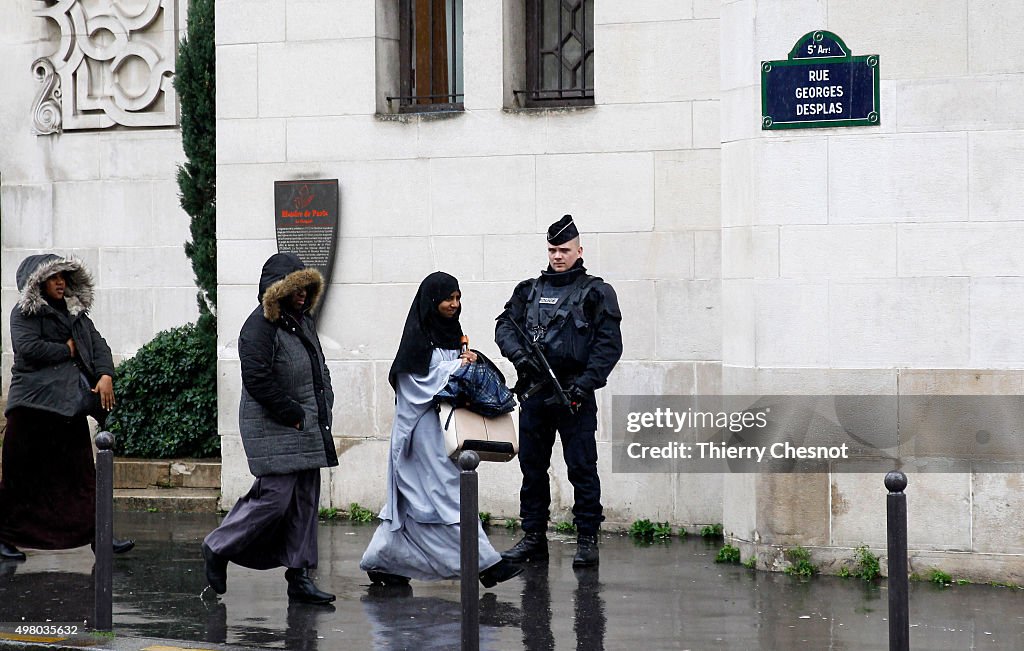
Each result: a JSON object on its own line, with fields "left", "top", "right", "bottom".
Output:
{"left": 204, "top": 468, "right": 320, "bottom": 570}
{"left": 518, "top": 397, "right": 603, "bottom": 536}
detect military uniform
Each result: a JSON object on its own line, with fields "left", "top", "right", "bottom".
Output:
{"left": 495, "top": 215, "right": 622, "bottom": 566}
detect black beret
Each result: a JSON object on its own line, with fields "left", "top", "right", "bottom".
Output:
{"left": 546, "top": 214, "right": 579, "bottom": 245}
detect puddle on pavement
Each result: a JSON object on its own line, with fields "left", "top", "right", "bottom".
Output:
{"left": 1, "top": 512, "right": 1022, "bottom": 649}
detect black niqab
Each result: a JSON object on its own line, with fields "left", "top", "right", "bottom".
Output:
{"left": 389, "top": 272, "right": 464, "bottom": 389}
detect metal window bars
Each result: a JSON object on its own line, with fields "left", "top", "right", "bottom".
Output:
{"left": 520, "top": 0, "right": 595, "bottom": 107}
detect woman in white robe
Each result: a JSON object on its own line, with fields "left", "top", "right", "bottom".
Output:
{"left": 360, "top": 272, "right": 522, "bottom": 588}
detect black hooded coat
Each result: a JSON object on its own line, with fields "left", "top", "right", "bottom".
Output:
{"left": 237, "top": 253, "right": 338, "bottom": 477}
{"left": 0, "top": 254, "right": 110, "bottom": 549}
{"left": 6, "top": 254, "right": 114, "bottom": 417}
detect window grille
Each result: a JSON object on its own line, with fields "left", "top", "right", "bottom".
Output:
{"left": 519, "top": 0, "right": 594, "bottom": 107}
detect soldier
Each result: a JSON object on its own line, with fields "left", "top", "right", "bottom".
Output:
{"left": 495, "top": 215, "right": 622, "bottom": 567}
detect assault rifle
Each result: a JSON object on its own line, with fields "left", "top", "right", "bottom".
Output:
{"left": 506, "top": 319, "right": 579, "bottom": 414}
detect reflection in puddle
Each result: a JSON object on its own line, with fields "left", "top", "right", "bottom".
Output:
{"left": 1, "top": 513, "right": 1022, "bottom": 649}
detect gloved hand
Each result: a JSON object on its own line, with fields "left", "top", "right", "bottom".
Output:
{"left": 511, "top": 350, "right": 545, "bottom": 383}
{"left": 565, "top": 384, "right": 588, "bottom": 414}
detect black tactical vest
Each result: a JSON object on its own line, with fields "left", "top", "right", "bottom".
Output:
{"left": 524, "top": 275, "right": 601, "bottom": 368}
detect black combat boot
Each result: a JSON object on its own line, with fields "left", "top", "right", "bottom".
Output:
{"left": 479, "top": 558, "right": 524, "bottom": 588}
{"left": 202, "top": 542, "right": 228, "bottom": 594}
{"left": 500, "top": 532, "right": 549, "bottom": 563}
{"left": 572, "top": 534, "right": 599, "bottom": 567}
{"left": 285, "top": 568, "right": 336, "bottom": 605}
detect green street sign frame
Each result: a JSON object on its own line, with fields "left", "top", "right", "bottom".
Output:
{"left": 761, "top": 31, "right": 881, "bottom": 130}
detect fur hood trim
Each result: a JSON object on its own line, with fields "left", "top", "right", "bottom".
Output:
{"left": 261, "top": 268, "right": 324, "bottom": 322}
{"left": 16, "top": 254, "right": 95, "bottom": 316}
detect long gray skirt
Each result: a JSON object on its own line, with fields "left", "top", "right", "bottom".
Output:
{"left": 361, "top": 351, "right": 502, "bottom": 581}
{"left": 204, "top": 468, "right": 320, "bottom": 570}
{"left": 361, "top": 516, "right": 501, "bottom": 582}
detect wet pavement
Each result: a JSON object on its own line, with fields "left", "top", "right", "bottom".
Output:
{"left": 1, "top": 511, "right": 1023, "bottom": 650}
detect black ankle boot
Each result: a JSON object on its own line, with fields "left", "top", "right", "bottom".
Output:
{"left": 112, "top": 538, "right": 135, "bottom": 554}
{"left": 202, "top": 543, "right": 228, "bottom": 594}
{"left": 0, "top": 542, "right": 26, "bottom": 562}
{"left": 572, "top": 534, "right": 599, "bottom": 567}
{"left": 285, "top": 568, "right": 336, "bottom": 604}
{"left": 500, "top": 532, "right": 549, "bottom": 563}
{"left": 479, "top": 558, "right": 524, "bottom": 588}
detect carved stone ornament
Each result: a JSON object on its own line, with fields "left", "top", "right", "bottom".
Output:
{"left": 31, "top": 0, "right": 180, "bottom": 133}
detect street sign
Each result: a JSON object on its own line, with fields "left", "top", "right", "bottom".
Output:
{"left": 761, "top": 31, "right": 880, "bottom": 130}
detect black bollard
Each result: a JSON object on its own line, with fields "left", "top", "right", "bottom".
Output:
{"left": 885, "top": 470, "right": 908, "bottom": 651}
{"left": 94, "top": 431, "right": 115, "bottom": 632}
{"left": 458, "top": 450, "right": 480, "bottom": 651}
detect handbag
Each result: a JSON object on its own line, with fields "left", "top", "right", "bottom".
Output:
{"left": 438, "top": 402, "right": 519, "bottom": 463}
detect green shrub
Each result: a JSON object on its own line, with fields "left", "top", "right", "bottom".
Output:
{"left": 743, "top": 556, "right": 757, "bottom": 570}
{"left": 629, "top": 518, "right": 655, "bottom": 541}
{"left": 784, "top": 546, "right": 818, "bottom": 578}
{"left": 318, "top": 507, "right": 340, "bottom": 520}
{"left": 846, "top": 545, "right": 881, "bottom": 581}
{"left": 928, "top": 568, "right": 951, "bottom": 586}
{"left": 479, "top": 512, "right": 491, "bottom": 526}
{"left": 348, "top": 502, "right": 375, "bottom": 523}
{"left": 107, "top": 324, "right": 217, "bottom": 458}
{"left": 716, "top": 545, "right": 741, "bottom": 564}
{"left": 629, "top": 518, "right": 674, "bottom": 542}
{"left": 554, "top": 520, "right": 577, "bottom": 534}
{"left": 700, "top": 523, "right": 724, "bottom": 538}
{"left": 504, "top": 518, "right": 519, "bottom": 530}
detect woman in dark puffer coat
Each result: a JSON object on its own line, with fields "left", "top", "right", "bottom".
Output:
{"left": 202, "top": 252, "right": 337, "bottom": 604}
{"left": 0, "top": 254, "right": 133, "bottom": 560}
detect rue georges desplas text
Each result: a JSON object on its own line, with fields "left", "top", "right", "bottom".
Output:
{"left": 622, "top": 406, "right": 850, "bottom": 463}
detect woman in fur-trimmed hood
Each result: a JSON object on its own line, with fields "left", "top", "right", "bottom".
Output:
{"left": 202, "top": 252, "right": 338, "bottom": 605}
{"left": 7, "top": 254, "right": 112, "bottom": 416}
{"left": 0, "top": 253, "right": 133, "bottom": 560}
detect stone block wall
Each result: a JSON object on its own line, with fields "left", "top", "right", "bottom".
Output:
{"left": 1, "top": 1, "right": 198, "bottom": 392}
{"left": 216, "top": 0, "right": 724, "bottom": 527}
{"left": 720, "top": 0, "right": 1024, "bottom": 578}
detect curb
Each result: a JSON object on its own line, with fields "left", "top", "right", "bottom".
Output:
{"left": 0, "top": 634, "right": 254, "bottom": 651}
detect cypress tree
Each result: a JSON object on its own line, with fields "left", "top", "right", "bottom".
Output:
{"left": 174, "top": 0, "right": 216, "bottom": 337}
{"left": 106, "top": 1, "right": 220, "bottom": 458}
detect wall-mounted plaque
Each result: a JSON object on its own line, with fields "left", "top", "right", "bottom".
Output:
{"left": 274, "top": 179, "right": 339, "bottom": 308}
{"left": 761, "top": 31, "right": 880, "bottom": 130}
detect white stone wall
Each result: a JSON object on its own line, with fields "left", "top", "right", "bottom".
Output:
{"left": 4, "top": 0, "right": 1019, "bottom": 573}
{"left": 1, "top": 1, "right": 198, "bottom": 391}
{"left": 216, "top": 0, "right": 723, "bottom": 527}
{"left": 721, "top": 0, "right": 1024, "bottom": 578}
